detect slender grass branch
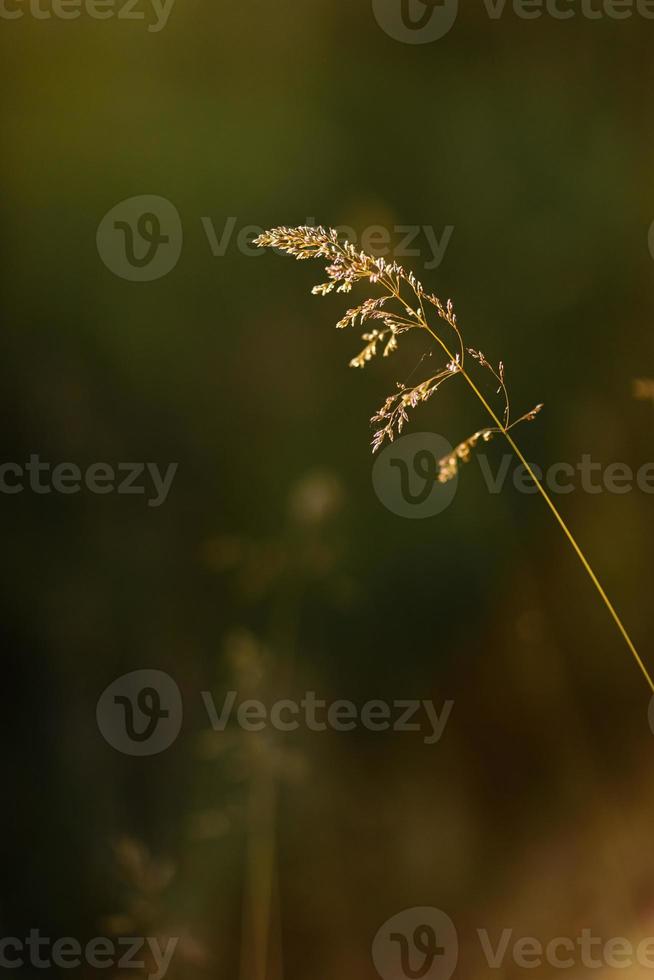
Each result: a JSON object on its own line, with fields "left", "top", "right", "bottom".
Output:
{"left": 254, "top": 225, "right": 653, "bottom": 694}
{"left": 415, "top": 311, "right": 653, "bottom": 692}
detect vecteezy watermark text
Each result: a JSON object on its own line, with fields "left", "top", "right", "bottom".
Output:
{"left": 373, "top": 432, "right": 654, "bottom": 519}
{"left": 96, "top": 197, "right": 454, "bottom": 281}
{"left": 0, "top": 456, "right": 178, "bottom": 507}
{"left": 202, "top": 217, "right": 454, "bottom": 272}
{"left": 0, "top": 931, "right": 177, "bottom": 979}
{"left": 202, "top": 690, "right": 453, "bottom": 745}
{"left": 477, "top": 453, "right": 654, "bottom": 495}
{"left": 96, "top": 670, "right": 454, "bottom": 755}
{"left": 0, "top": 0, "right": 175, "bottom": 30}
{"left": 372, "top": 907, "right": 654, "bottom": 980}
{"left": 373, "top": 0, "right": 654, "bottom": 44}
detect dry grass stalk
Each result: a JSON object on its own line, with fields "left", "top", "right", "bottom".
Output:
{"left": 255, "top": 226, "right": 653, "bottom": 694}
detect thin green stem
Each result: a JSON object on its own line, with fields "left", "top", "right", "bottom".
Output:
{"left": 418, "top": 316, "right": 654, "bottom": 695}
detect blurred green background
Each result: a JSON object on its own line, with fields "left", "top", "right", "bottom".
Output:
{"left": 2, "top": 1, "right": 654, "bottom": 977}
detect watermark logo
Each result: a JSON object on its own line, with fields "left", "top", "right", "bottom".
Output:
{"left": 372, "top": 432, "right": 458, "bottom": 519}
{"left": 372, "top": 0, "right": 459, "bottom": 43}
{"left": 97, "top": 195, "right": 182, "bottom": 281}
{"left": 372, "top": 908, "right": 459, "bottom": 980}
{"left": 98, "top": 677, "right": 453, "bottom": 754}
{"left": 96, "top": 670, "right": 183, "bottom": 756}
{"left": 374, "top": 909, "right": 654, "bottom": 975}
{"left": 373, "top": 433, "right": 654, "bottom": 519}
{"left": 375, "top": 0, "right": 654, "bottom": 43}
{"left": 97, "top": 205, "right": 454, "bottom": 281}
